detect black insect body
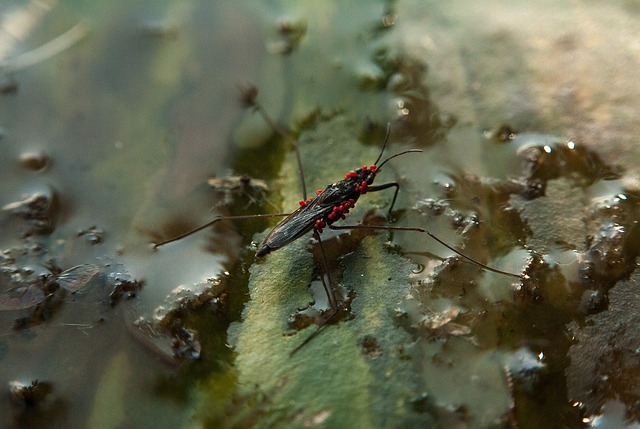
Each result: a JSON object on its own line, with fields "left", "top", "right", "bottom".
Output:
{"left": 255, "top": 181, "right": 357, "bottom": 257}
{"left": 256, "top": 157, "right": 408, "bottom": 257}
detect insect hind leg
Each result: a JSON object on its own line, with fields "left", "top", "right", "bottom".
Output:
{"left": 313, "top": 233, "right": 338, "bottom": 310}
{"left": 290, "top": 233, "right": 356, "bottom": 356}
{"left": 327, "top": 223, "right": 524, "bottom": 279}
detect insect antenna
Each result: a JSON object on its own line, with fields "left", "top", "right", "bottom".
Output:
{"left": 376, "top": 149, "right": 423, "bottom": 171}
{"left": 371, "top": 123, "right": 422, "bottom": 171}
{"left": 372, "top": 123, "right": 392, "bottom": 166}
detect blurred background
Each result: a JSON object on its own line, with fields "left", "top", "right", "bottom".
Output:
{"left": 1, "top": 1, "right": 639, "bottom": 428}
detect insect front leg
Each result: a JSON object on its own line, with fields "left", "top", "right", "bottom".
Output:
{"left": 238, "top": 83, "right": 307, "bottom": 200}
{"left": 365, "top": 182, "right": 400, "bottom": 216}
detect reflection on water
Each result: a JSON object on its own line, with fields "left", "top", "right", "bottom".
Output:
{"left": 1, "top": 0, "right": 639, "bottom": 428}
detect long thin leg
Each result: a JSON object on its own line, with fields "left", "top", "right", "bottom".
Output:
{"left": 327, "top": 223, "right": 524, "bottom": 279}
{"left": 290, "top": 233, "right": 341, "bottom": 356}
{"left": 348, "top": 178, "right": 525, "bottom": 279}
{"left": 366, "top": 182, "right": 400, "bottom": 215}
{"left": 153, "top": 213, "right": 290, "bottom": 248}
{"left": 252, "top": 104, "right": 307, "bottom": 200}
{"left": 238, "top": 84, "right": 308, "bottom": 201}
{"left": 158, "top": 86, "right": 306, "bottom": 249}
{"left": 239, "top": 85, "right": 337, "bottom": 355}
{"left": 290, "top": 309, "right": 339, "bottom": 356}
{"left": 314, "top": 233, "right": 337, "bottom": 310}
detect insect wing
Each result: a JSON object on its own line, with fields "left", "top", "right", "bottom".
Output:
{"left": 264, "top": 181, "right": 356, "bottom": 246}
{"left": 315, "top": 180, "right": 353, "bottom": 204}
{"left": 57, "top": 264, "right": 100, "bottom": 292}
{"left": 0, "top": 286, "right": 45, "bottom": 311}
{"left": 261, "top": 201, "right": 333, "bottom": 250}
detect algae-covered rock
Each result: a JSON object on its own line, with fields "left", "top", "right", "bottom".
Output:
{"left": 225, "top": 115, "right": 432, "bottom": 428}
{"left": 228, "top": 236, "right": 429, "bottom": 429}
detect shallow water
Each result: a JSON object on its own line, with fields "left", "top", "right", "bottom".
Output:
{"left": 1, "top": 1, "right": 639, "bottom": 428}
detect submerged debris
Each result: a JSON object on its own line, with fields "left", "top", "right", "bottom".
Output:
{"left": 76, "top": 225, "right": 106, "bottom": 245}
{"left": 582, "top": 190, "right": 637, "bottom": 282}
{"left": 0, "top": 73, "right": 17, "bottom": 94}
{"left": 171, "top": 326, "right": 201, "bottom": 360}
{"left": 0, "top": 251, "right": 99, "bottom": 312}
{"left": 18, "top": 150, "right": 50, "bottom": 172}
{"left": 505, "top": 348, "right": 546, "bottom": 394}
{"left": 267, "top": 18, "right": 307, "bottom": 55}
{"left": 359, "top": 335, "right": 384, "bottom": 358}
{"left": 2, "top": 187, "right": 58, "bottom": 236}
{"left": 8, "top": 380, "right": 53, "bottom": 410}
{"left": 487, "top": 124, "right": 518, "bottom": 142}
{"left": 207, "top": 174, "right": 269, "bottom": 207}
{"left": 0, "top": 238, "right": 141, "bottom": 334}
{"left": 412, "top": 307, "right": 471, "bottom": 339}
{"left": 566, "top": 269, "right": 640, "bottom": 418}
{"left": 107, "top": 273, "right": 143, "bottom": 306}
{"left": 129, "top": 278, "right": 229, "bottom": 363}
{"left": 55, "top": 264, "right": 100, "bottom": 293}
{"left": 0, "top": 278, "right": 46, "bottom": 311}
